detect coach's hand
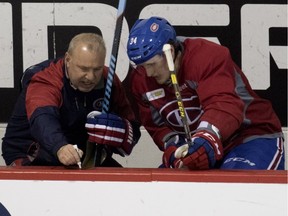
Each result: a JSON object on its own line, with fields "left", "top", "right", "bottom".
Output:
{"left": 57, "top": 144, "right": 83, "bottom": 166}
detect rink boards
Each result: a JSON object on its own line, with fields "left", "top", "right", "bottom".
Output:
{"left": 0, "top": 167, "right": 287, "bottom": 216}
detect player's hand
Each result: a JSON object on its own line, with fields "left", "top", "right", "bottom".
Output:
{"left": 162, "top": 135, "right": 188, "bottom": 168}
{"left": 176, "top": 131, "right": 223, "bottom": 170}
{"left": 85, "top": 111, "right": 134, "bottom": 155}
{"left": 57, "top": 144, "right": 83, "bottom": 166}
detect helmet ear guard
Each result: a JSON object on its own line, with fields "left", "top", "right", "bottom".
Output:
{"left": 127, "top": 16, "right": 176, "bottom": 65}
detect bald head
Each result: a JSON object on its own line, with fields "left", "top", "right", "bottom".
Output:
{"left": 65, "top": 33, "right": 107, "bottom": 92}
{"left": 67, "top": 33, "right": 106, "bottom": 56}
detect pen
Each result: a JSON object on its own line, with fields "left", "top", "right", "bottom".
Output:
{"left": 73, "top": 145, "right": 82, "bottom": 169}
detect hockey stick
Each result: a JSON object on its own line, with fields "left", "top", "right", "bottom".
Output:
{"left": 82, "top": 0, "right": 127, "bottom": 169}
{"left": 162, "top": 44, "right": 192, "bottom": 158}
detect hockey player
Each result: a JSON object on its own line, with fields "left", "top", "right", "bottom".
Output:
{"left": 126, "top": 16, "right": 284, "bottom": 170}
{"left": 2, "top": 33, "right": 140, "bottom": 167}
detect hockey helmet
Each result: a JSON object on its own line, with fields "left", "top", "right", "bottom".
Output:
{"left": 127, "top": 16, "right": 176, "bottom": 65}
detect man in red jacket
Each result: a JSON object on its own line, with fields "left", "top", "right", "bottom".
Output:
{"left": 2, "top": 33, "right": 140, "bottom": 167}
{"left": 127, "top": 16, "right": 284, "bottom": 170}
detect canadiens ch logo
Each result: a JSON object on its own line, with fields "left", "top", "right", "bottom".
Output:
{"left": 93, "top": 98, "right": 103, "bottom": 111}
{"left": 150, "top": 23, "right": 159, "bottom": 32}
{"left": 160, "top": 95, "right": 203, "bottom": 133}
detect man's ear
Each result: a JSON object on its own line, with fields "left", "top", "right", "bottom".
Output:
{"left": 170, "top": 45, "right": 176, "bottom": 60}
{"left": 64, "top": 52, "right": 71, "bottom": 67}
{"left": 64, "top": 52, "right": 71, "bottom": 79}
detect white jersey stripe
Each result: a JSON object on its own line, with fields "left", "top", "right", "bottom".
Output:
{"left": 87, "top": 132, "right": 123, "bottom": 143}
{"left": 86, "top": 123, "right": 125, "bottom": 133}
{"left": 267, "top": 138, "right": 283, "bottom": 170}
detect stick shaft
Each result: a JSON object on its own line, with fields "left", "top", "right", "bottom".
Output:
{"left": 83, "top": 0, "right": 126, "bottom": 168}
{"left": 97, "top": 0, "right": 127, "bottom": 165}
{"left": 162, "top": 44, "right": 192, "bottom": 143}
{"left": 102, "top": 0, "right": 126, "bottom": 113}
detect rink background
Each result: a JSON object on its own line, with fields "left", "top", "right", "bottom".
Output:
{"left": 0, "top": 1, "right": 286, "bottom": 169}
{"left": 0, "top": 2, "right": 286, "bottom": 215}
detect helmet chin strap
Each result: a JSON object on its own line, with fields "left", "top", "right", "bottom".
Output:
{"left": 65, "top": 61, "right": 78, "bottom": 90}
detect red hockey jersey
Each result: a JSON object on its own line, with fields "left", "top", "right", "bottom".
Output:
{"left": 130, "top": 38, "right": 283, "bottom": 153}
